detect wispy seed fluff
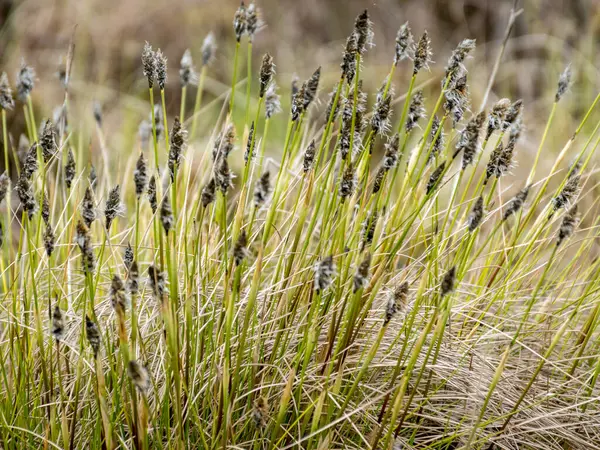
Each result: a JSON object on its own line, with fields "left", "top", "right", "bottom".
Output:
{"left": 486, "top": 98, "right": 511, "bottom": 140}
{"left": 51, "top": 305, "right": 65, "bottom": 341}
{"left": 179, "top": 49, "right": 197, "bottom": 87}
{"left": 155, "top": 49, "right": 168, "bottom": 90}
{"left": 111, "top": 274, "right": 129, "bottom": 313}
{"left": 314, "top": 255, "right": 336, "bottom": 292}
{"left": 254, "top": 171, "right": 271, "bottom": 207}
{"left": 0, "top": 172, "right": 9, "bottom": 205}
{"left": 427, "top": 116, "right": 445, "bottom": 163}
{"left": 23, "top": 144, "right": 39, "bottom": 180}
{"left": 16, "top": 62, "right": 35, "bottom": 101}
{"left": 383, "top": 133, "right": 400, "bottom": 169}
{"left": 233, "top": 2, "right": 247, "bottom": 42}
{"left": 0, "top": 72, "right": 14, "bottom": 110}
{"left": 148, "top": 175, "right": 158, "bottom": 213}
{"left": 457, "top": 111, "right": 485, "bottom": 170}
{"left": 265, "top": 83, "right": 282, "bottom": 119}
{"left": 303, "top": 140, "right": 316, "bottom": 173}
{"left": 413, "top": 31, "right": 432, "bottom": 75}
{"left": 339, "top": 164, "right": 356, "bottom": 200}
{"left": 253, "top": 396, "right": 268, "bottom": 428}
{"left": 201, "top": 33, "right": 217, "bottom": 67}
{"left": 341, "top": 33, "right": 358, "bottom": 82}
{"left": 40, "top": 120, "right": 57, "bottom": 163}
{"left": 426, "top": 161, "right": 446, "bottom": 195}
{"left": 246, "top": 3, "right": 261, "bottom": 41}
{"left": 134, "top": 152, "right": 147, "bottom": 197}
{"left": 82, "top": 187, "right": 96, "bottom": 228}
{"left": 467, "top": 196, "right": 484, "bottom": 232}
{"left": 142, "top": 42, "right": 156, "bottom": 88}
{"left": 128, "top": 360, "right": 151, "bottom": 393}
{"left": 444, "top": 73, "right": 469, "bottom": 126}
{"left": 557, "top": 205, "right": 578, "bottom": 246}
{"left": 201, "top": 178, "right": 216, "bottom": 207}
{"left": 44, "top": 224, "right": 55, "bottom": 257}
{"left": 353, "top": 253, "right": 371, "bottom": 293}
{"left": 553, "top": 174, "right": 580, "bottom": 211}
{"left": 169, "top": 117, "right": 187, "bottom": 180}
{"left": 259, "top": 53, "right": 275, "bottom": 98}
{"left": 160, "top": 193, "right": 174, "bottom": 234}
{"left": 233, "top": 230, "right": 248, "bottom": 266}
{"left": 85, "top": 316, "right": 101, "bottom": 357}
{"left": 440, "top": 266, "right": 456, "bottom": 297}
{"left": 371, "top": 91, "right": 392, "bottom": 135}
{"left": 394, "top": 22, "right": 414, "bottom": 65}
{"left": 503, "top": 185, "right": 530, "bottom": 221}
{"left": 385, "top": 282, "right": 409, "bottom": 324}
{"left": 65, "top": 148, "right": 76, "bottom": 189}
{"left": 444, "top": 38, "right": 476, "bottom": 81}
{"left": 502, "top": 99, "right": 523, "bottom": 132}
{"left": 105, "top": 185, "right": 123, "bottom": 230}
{"left": 15, "top": 174, "right": 37, "bottom": 219}
{"left": 303, "top": 67, "right": 321, "bottom": 111}
{"left": 353, "top": 10, "right": 373, "bottom": 55}
{"left": 148, "top": 264, "right": 167, "bottom": 300}
{"left": 76, "top": 221, "right": 95, "bottom": 273}
{"left": 405, "top": 90, "right": 426, "bottom": 133}
{"left": 555, "top": 64, "right": 572, "bottom": 102}
{"left": 124, "top": 242, "right": 134, "bottom": 271}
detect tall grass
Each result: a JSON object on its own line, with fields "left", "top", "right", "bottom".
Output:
{"left": 0, "top": 4, "right": 599, "bottom": 449}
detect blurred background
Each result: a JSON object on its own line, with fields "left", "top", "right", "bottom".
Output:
{"left": 0, "top": 0, "right": 599, "bottom": 176}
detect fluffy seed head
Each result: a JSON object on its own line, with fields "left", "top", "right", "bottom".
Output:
{"left": 213, "top": 123, "right": 235, "bottom": 161}
{"left": 341, "top": 33, "right": 358, "bottom": 82}
{"left": 502, "top": 99, "right": 523, "bottom": 131}
{"left": 426, "top": 161, "right": 446, "bottom": 195}
{"left": 486, "top": 98, "right": 511, "bottom": 140}
{"left": 503, "top": 185, "right": 530, "bottom": 221}
{"left": 128, "top": 261, "right": 139, "bottom": 294}
{"left": 383, "top": 133, "right": 400, "bottom": 170}
{"left": 394, "top": 22, "right": 414, "bottom": 65}
{"left": 371, "top": 92, "right": 392, "bottom": 135}
{"left": 372, "top": 166, "right": 386, "bottom": 194}
{"left": 557, "top": 205, "right": 578, "bottom": 246}
{"left": 291, "top": 82, "right": 306, "bottom": 121}
{"left": 168, "top": 117, "right": 187, "bottom": 181}
{"left": 155, "top": 49, "right": 168, "bottom": 90}
{"left": 265, "top": 83, "right": 282, "bottom": 119}
{"left": 303, "top": 140, "right": 316, "bottom": 173}
{"left": 233, "top": 230, "right": 248, "bottom": 266}
{"left": 110, "top": 274, "right": 129, "bottom": 313}
{"left": 413, "top": 31, "right": 432, "bottom": 75}
{"left": 65, "top": 148, "right": 76, "bottom": 189}
{"left": 201, "top": 178, "right": 216, "bottom": 207}
{"left": 142, "top": 42, "right": 156, "bottom": 88}
{"left": 40, "top": 120, "right": 57, "bottom": 163}
{"left": 128, "top": 360, "right": 151, "bottom": 393}
{"left": 441, "top": 266, "right": 456, "bottom": 296}
{"left": 75, "top": 220, "right": 95, "bottom": 272}
{"left": 405, "top": 90, "right": 426, "bottom": 133}
{"left": 0, "top": 172, "right": 10, "bottom": 206}
{"left": 148, "top": 175, "right": 157, "bottom": 213}
{"left": 160, "top": 193, "right": 174, "bottom": 234}
{"left": 254, "top": 171, "right": 271, "bottom": 207}
{"left": 444, "top": 73, "right": 469, "bottom": 126}
{"left": 325, "top": 87, "right": 341, "bottom": 122}
{"left": 468, "top": 196, "right": 484, "bottom": 232}
{"left": 353, "top": 253, "right": 371, "bottom": 292}
{"left": 303, "top": 67, "right": 321, "bottom": 110}
{"left": 427, "top": 116, "right": 445, "bottom": 163}
{"left": 445, "top": 39, "right": 476, "bottom": 80}
{"left": 259, "top": 53, "right": 275, "bottom": 98}
{"left": 244, "top": 123, "right": 255, "bottom": 163}
{"left": 41, "top": 191, "right": 50, "bottom": 225}
{"left": 148, "top": 265, "right": 167, "bottom": 300}
{"left": 0, "top": 72, "right": 14, "bottom": 110}
{"left": 555, "top": 64, "right": 572, "bottom": 102}
{"left": 246, "top": 3, "right": 261, "bottom": 40}
{"left": 553, "top": 175, "right": 580, "bottom": 211}
{"left": 314, "top": 255, "right": 336, "bottom": 292}
{"left": 457, "top": 111, "right": 485, "bottom": 170}
{"left": 16, "top": 62, "right": 35, "bottom": 101}
{"left": 385, "top": 282, "right": 409, "bottom": 323}
{"left": 124, "top": 243, "right": 134, "bottom": 271}
{"left": 201, "top": 33, "right": 217, "bottom": 67}
{"left": 15, "top": 175, "right": 37, "bottom": 219}
{"left": 52, "top": 305, "right": 65, "bottom": 341}
{"left": 85, "top": 316, "right": 101, "bottom": 357}
{"left": 43, "top": 223, "right": 55, "bottom": 257}
{"left": 134, "top": 153, "right": 147, "bottom": 197}
{"left": 233, "top": 2, "right": 247, "bottom": 41}
{"left": 339, "top": 164, "right": 356, "bottom": 199}
{"left": 214, "top": 155, "right": 233, "bottom": 194}
{"left": 23, "top": 144, "right": 39, "bottom": 180}
{"left": 105, "top": 185, "right": 123, "bottom": 230}
{"left": 353, "top": 10, "right": 373, "bottom": 55}
{"left": 361, "top": 210, "right": 378, "bottom": 248}
{"left": 179, "top": 49, "right": 197, "bottom": 87}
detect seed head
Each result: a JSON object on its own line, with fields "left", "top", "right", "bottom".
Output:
{"left": 148, "top": 264, "right": 167, "bottom": 300}
{"left": 553, "top": 175, "right": 580, "bottom": 212}
{"left": 244, "top": 123, "right": 255, "bottom": 163}
{"left": 246, "top": 3, "right": 262, "bottom": 40}
{"left": 128, "top": 261, "right": 139, "bottom": 294}
{"left": 497, "top": 137, "right": 517, "bottom": 177}
{"left": 502, "top": 99, "right": 523, "bottom": 132}
{"left": 371, "top": 91, "right": 392, "bottom": 135}
{"left": 0, "top": 72, "right": 14, "bottom": 110}
{"left": 405, "top": 90, "right": 426, "bottom": 133}
{"left": 214, "top": 155, "right": 233, "bottom": 194}
{"left": 155, "top": 49, "right": 168, "bottom": 90}
{"left": 169, "top": 117, "right": 187, "bottom": 181}
{"left": 394, "top": 22, "right": 414, "bottom": 65}
{"left": 85, "top": 316, "right": 101, "bottom": 357}
{"left": 124, "top": 242, "right": 134, "bottom": 271}
{"left": 41, "top": 190, "right": 50, "bottom": 225}
{"left": 341, "top": 33, "right": 358, "bottom": 82}
{"left": 23, "top": 144, "right": 39, "bottom": 180}
{"left": 303, "top": 67, "right": 321, "bottom": 111}
{"left": 254, "top": 171, "right": 271, "bottom": 207}
{"left": 179, "top": 49, "right": 197, "bottom": 87}
{"left": 142, "top": 42, "right": 156, "bottom": 88}
{"left": 160, "top": 193, "right": 174, "bottom": 234}
{"left": 291, "top": 82, "right": 305, "bottom": 122}
{"left": 555, "top": 64, "right": 572, "bottom": 102}
{"left": 339, "top": 164, "right": 356, "bottom": 199}
{"left": 52, "top": 305, "right": 65, "bottom": 341}
{"left": 426, "top": 161, "right": 446, "bottom": 195}
{"left": 253, "top": 396, "right": 268, "bottom": 428}
{"left": 233, "top": 230, "right": 248, "bottom": 266}
{"left": 213, "top": 123, "right": 235, "bottom": 161}
{"left": 16, "top": 62, "right": 35, "bottom": 101}
{"left": 128, "top": 360, "right": 151, "bottom": 393}
{"left": 15, "top": 174, "right": 37, "bottom": 219}
{"left": 201, "top": 33, "right": 217, "bottom": 67}
{"left": 427, "top": 116, "right": 445, "bottom": 164}
{"left": 314, "top": 255, "right": 336, "bottom": 292}
{"left": 42, "top": 223, "right": 54, "bottom": 257}
{"left": 557, "top": 205, "right": 578, "bottom": 246}
{"left": 148, "top": 175, "right": 158, "bottom": 213}
{"left": 353, "top": 253, "right": 371, "bottom": 293}
{"left": 441, "top": 266, "right": 456, "bottom": 296}
{"left": 0, "top": 172, "right": 9, "bottom": 205}
{"left": 444, "top": 73, "right": 469, "bottom": 126}
{"left": 457, "top": 111, "right": 485, "bottom": 170}
{"left": 75, "top": 220, "right": 95, "bottom": 272}
{"left": 353, "top": 10, "right": 373, "bottom": 55}
{"left": 361, "top": 210, "right": 378, "bottom": 249}
{"left": 445, "top": 39, "right": 476, "bottom": 80}
{"left": 259, "top": 53, "right": 275, "bottom": 98}
{"left": 302, "top": 140, "right": 316, "bottom": 173}
{"left": 325, "top": 87, "right": 341, "bottom": 122}
{"left": 383, "top": 133, "right": 400, "bottom": 170}
{"left": 372, "top": 166, "right": 386, "bottom": 194}
{"left": 105, "top": 185, "right": 123, "bottom": 230}
{"left": 503, "top": 185, "right": 530, "bottom": 221}
{"left": 265, "top": 83, "right": 282, "bottom": 119}
{"left": 234, "top": 2, "right": 247, "bottom": 41}
{"left": 201, "top": 178, "right": 216, "bottom": 207}
{"left": 467, "top": 196, "right": 484, "bottom": 232}
{"left": 385, "top": 282, "right": 409, "bottom": 323}
{"left": 413, "top": 31, "right": 432, "bottom": 75}
{"left": 65, "top": 148, "right": 76, "bottom": 189}
{"left": 134, "top": 153, "right": 148, "bottom": 197}
{"left": 486, "top": 98, "right": 511, "bottom": 140}
{"left": 110, "top": 274, "right": 129, "bottom": 314}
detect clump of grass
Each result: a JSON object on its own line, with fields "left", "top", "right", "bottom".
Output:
{"left": 0, "top": 5, "right": 600, "bottom": 450}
